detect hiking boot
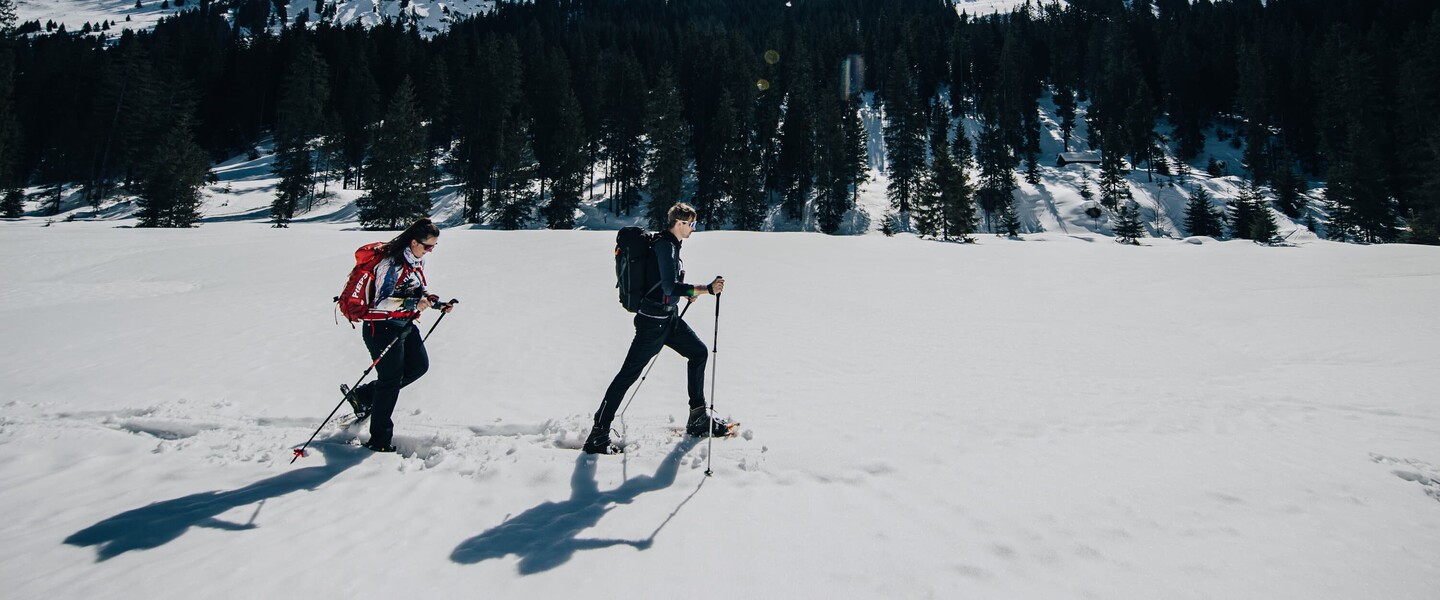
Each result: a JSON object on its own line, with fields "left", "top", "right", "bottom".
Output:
{"left": 686, "top": 407, "right": 735, "bottom": 437}
{"left": 343, "top": 384, "right": 372, "bottom": 420}
{"left": 362, "top": 440, "right": 397, "bottom": 453}
{"left": 582, "top": 428, "right": 624, "bottom": 455}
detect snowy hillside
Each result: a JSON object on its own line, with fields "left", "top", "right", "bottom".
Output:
{"left": 1, "top": 222, "right": 1437, "bottom": 598}
{"left": 956, "top": 0, "right": 1063, "bottom": 18}
{"left": 13, "top": 0, "right": 497, "bottom": 38}
{"left": 11, "top": 87, "right": 1310, "bottom": 242}
{"left": 14, "top": 0, "right": 1047, "bottom": 40}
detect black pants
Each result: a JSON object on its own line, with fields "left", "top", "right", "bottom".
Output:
{"left": 593, "top": 310, "right": 708, "bottom": 433}
{"left": 354, "top": 320, "right": 429, "bottom": 447}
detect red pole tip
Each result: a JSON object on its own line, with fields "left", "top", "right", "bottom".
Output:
{"left": 293, "top": 448, "right": 306, "bottom": 458}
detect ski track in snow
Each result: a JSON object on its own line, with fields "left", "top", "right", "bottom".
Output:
{"left": 2, "top": 399, "right": 766, "bottom": 477}
{"left": 1372, "top": 454, "right": 1440, "bottom": 503}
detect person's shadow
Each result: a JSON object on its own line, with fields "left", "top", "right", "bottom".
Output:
{"left": 451, "top": 437, "right": 703, "bottom": 574}
{"left": 65, "top": 441, "right": 366, "bottom": 561}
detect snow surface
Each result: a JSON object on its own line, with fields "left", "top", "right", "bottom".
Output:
{"left": 1, "top": 220, "right": 1438, "bottom": 598}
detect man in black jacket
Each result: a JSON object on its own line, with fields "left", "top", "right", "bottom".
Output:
{"left": 584, "top": 203, "right": 728, "bottom": 455}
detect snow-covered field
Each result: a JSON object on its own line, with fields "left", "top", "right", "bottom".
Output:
{"left": 1, "top": 221, "right": 1437, "bottom": 598}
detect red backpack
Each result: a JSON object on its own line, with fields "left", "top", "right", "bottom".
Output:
{"left": 335, "top": 242, "right": 389, "bottom": 323}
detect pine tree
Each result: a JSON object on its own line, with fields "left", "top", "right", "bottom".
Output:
{"left": 419, "top": 57, "right": 452, "bottom": 182}
{"left": 315, "top": 118, "right": 346, "bottom": 198}
{"left": 911, "top": 169, "right": 942, "bottom": 238}
{"left": 2, "top": 0, "right": 19, "bottom": 33}
{"left": 843, "top": 95, "right": 869, "bottom": 206}
{"left": 600, "top": 53, "right": 647, "bottom": 216}
{"left": 1, "top": 189, "right": 22, "bottom": 218}
{"left": 1272, "top": 160, "right": 1305, "bottom": 218}
{"left": 1317, "top": 34, "right": 1396, "bottom": 243}
{"left": 1228, "top": 180, "right": 1269, "bottom": 241}
{"left": 137, "top": 117, "right": 210, "bottom": 228}
{"left": 1236, "top": 41, "right": 1272, "bottom": 184}
{"left": 270, "top": 141, "right": 310, "bottom": 227}
{"left": 1396, "top": 16, "right": 1440, "bottom": 245}
{"left": 940, "top": 127, "right": 978, "bottom": 241}
{"left": 974, "top": 119, "right": 1016, "bottom": 231}
{"left": 814, "top": 91, "right": 861, "bottom": 235}
{"left": 645, "top": 67, "right": 688, "bottom": 230}
{"left": 1229, "top": 179, "right": 1279, "bottom": 245}
{"left": 1113, "top": 201, "right": 1146, "bottom": 245}
{"left": 883, "top": 51, "right": 927, "bottom": 217}
{"left": 998, "top": 199, "right": 1022, "bottom": 238}
{"left": 911, "top": 98, "right": 948, "bottom": 238}
{"left": 539, "top": 82, "right": 587, "bottom": 230}
{"left": 338, "top": 52, "right": 380, "bottom": 190}
{"left": 272, "top": 38, "right": 328, "bottom": 225}
{"left": 357, "top": 79, "right": 431, "bottom": 230}
{"left": 1324, "top": 197, "right": 1354, "bottom": 242}
{"left": 490, "top": 110, "right": 537, "bottom": 230}
{"left": 1182, "top": 186, "right": 1223, "bottom": 238}
{"left": 1250, "top": 198, "right": 1280, "bottom": 244}
{"left": 90, "top": 43, "right": 161, "bottom": 204}
{"left": 776, "top": 43, "right": 816, "bottom": 222}
{"left": 1054, "top": 86, "right": 1077, "bottom": 152}
{"left": 1098, "top": 140, "right": 1130, "bottom": 209}
{"left": 530, "top": 52, "right": 586, "bottom": 230}
{"left": 0, "top": 23, "right": 18, "bottom": 204}
{"left": 726, "top": 120, "right": 765, "bottom": 231}
{"left": 454, "top": 35, "right": 520, "bottom": 224}
{"left": 715, "top": 89, "right": 765, "bottom": 230}
{"left": 880, "top": 211, "right": 899, "bottom": 236}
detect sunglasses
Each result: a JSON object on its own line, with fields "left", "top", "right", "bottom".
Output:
{"left": 417, "top": 241, "right": 437, "bottom": 251}
{"left": 679, "top": 220, "right": 699, "bottom": 228}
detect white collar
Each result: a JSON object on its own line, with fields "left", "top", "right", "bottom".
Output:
{"left": 402, "top": 247, "right": 423, "bottom": 267}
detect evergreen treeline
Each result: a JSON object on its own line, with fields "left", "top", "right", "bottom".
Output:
{"left": 0, "top": 0, "right": 1435, "bottom": 242}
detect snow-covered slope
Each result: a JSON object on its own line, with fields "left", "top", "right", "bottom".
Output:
{"left": 1, "top": 222, "right": 1437, "bottom": 598}
{"left": 15, "top": 0, "right": 1043, "bottom": 38}
{"left": 956, "top": 0, "right": 1064, "bottom": 18}
{"left": 14, "top": 88, "right": 1309, "bottom": 241}
{"left": 13, "top": 0, "right": 494, "bottom": 38}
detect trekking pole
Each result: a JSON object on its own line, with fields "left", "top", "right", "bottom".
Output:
{"left": 421, "top": 298, "right": 460, "bottom": 342}
{"left": 705, "top": 289, "right": 721, "bottom": 477}
{"left": 291, "top": 299, "right": 457, "bottom": 463}
{"left": 617, "top": 299, "right": 694, "bottom": 437}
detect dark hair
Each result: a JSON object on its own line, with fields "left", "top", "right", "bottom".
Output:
{"left": 667, "top": 203, "right": 697, "bottom": 227}
{"left": 384, "top": 218, "right": 440, "bottom": 257}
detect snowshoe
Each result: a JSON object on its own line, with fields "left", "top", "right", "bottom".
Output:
{"left": 686, "top": 407, "right": 739, "bottom": 438}
{"left": 362, "top": 440, "right": 397, "bottom": 453}
{"left": 582, "top": 428, "right": 625, "bottom": 455}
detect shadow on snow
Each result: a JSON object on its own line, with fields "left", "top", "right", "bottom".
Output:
{"left": 64, "top": 441, "right": 365, "bottom": 561}
{"left": 450, "top": 437, "right": 704, "bottom": 574}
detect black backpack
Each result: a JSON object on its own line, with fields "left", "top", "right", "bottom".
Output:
{"left": 615, "top": 227, "right": 661, "bottom": 312}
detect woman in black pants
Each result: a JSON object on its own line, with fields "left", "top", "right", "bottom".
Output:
{"left": 343, "top": 218, "right": 454, "bottom": 452}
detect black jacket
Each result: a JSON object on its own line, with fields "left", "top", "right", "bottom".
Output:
{"left": 646, "top": 230, "right": 696, "bottom": 306}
